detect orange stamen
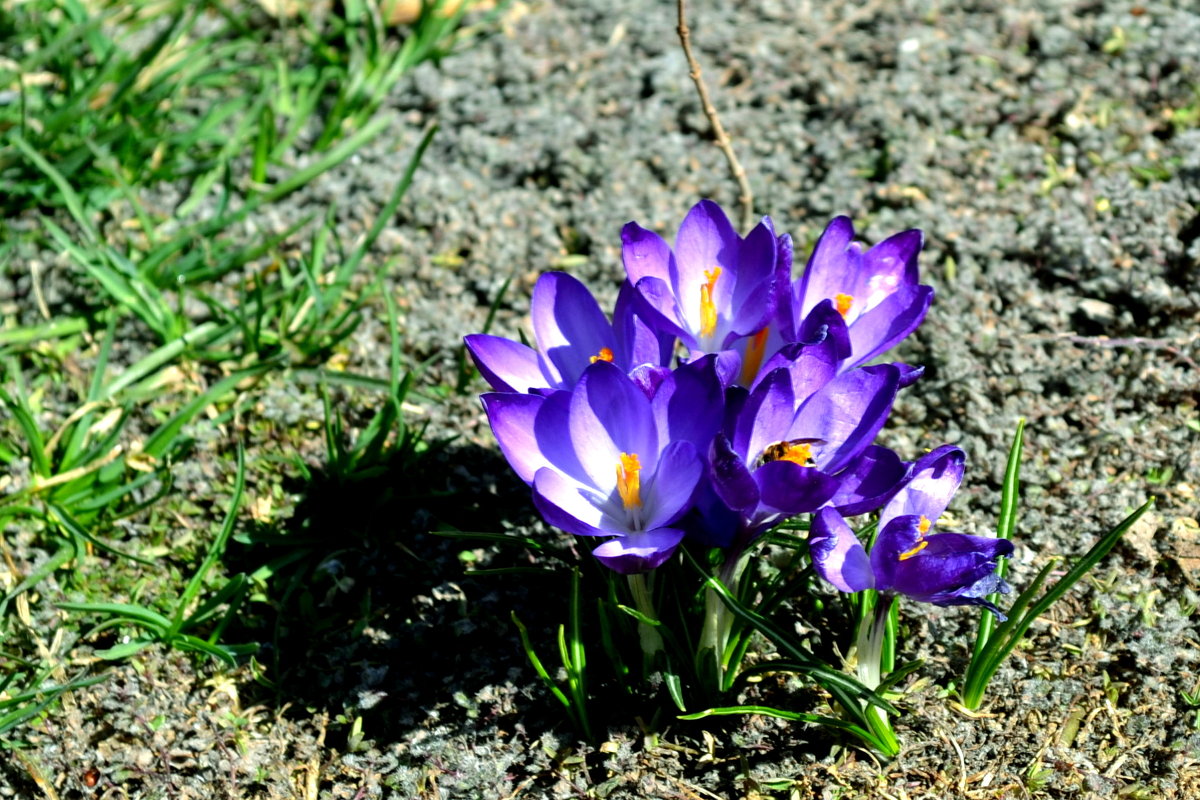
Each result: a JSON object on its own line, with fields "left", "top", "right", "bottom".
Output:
{"left": 590, "top": 347, "right": 614, "bottom": 363}
{"left": 898, "top": 540, "right": 929, "bottom": 561}
{"left": 738, "top": 328, "right": 770, "bottom": 387}
{"left": 699, "top": 267, "right": 722, "bottom": 338}
{"left": 834, "top": 292, "right": 854, "bottom": 318}
{"left": 917, "top": 514, "right": 932, "bottom": 535}
{"left": 616, "top": 452, "right": 643, "bottom": 510}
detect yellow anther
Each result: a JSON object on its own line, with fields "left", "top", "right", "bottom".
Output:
{"left": 616, "top": 452, "right": 643, "bottom": 510}
{"left": 898, "top": 539, "right": 929, "bottom": 561}
{"left": 699, "top": 267, "right": 722, "bottom": 338}
{"left": 738, "top": 328, "right": 770, "bottom": 386}
{"left": 834, "top": 292, "right": 854, "bottom": 318}
{"left": 917, "top": 514, "right": 932, "bottom": 535}
{"left": 590, "top": 347, "right": 614, "bottom": 363}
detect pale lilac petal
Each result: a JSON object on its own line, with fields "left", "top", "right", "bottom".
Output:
{"left": 465, "top": 334, "right": 550, "bottom": 393}
{"left": 532, "top": 468, "right": 609, "bottom": 537}
{"left": 591, "top": 528, "right": 686, "bottom": 574}
{"left": 727, "top": 219, "right": 779, "bottom": 334}
{"left": 880, "top": 445, "right": 965, "bottom": 530}
{"left": 481, "top": 392, "right": 548, "bottom": 483}
{"left": 863, "top": 228, "right": 923, "bottom": 290}
{"left": 641, "top": 441, "right": 703, "bottom": 529}
{"left": 569, "top": 361, "right": 657, "bottom": 489}
{"left": 674, "top": 200, "right": 739, "bottom": 330}
{"left": 621, "top": 222, "right": 674, "bottom": 286}
{"left": 809, "top": 507, "right": 875, "bottom": 593}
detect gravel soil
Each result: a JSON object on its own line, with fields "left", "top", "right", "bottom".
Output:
{"left": 3, "top": 0, "right": 1199, "bottom": 798}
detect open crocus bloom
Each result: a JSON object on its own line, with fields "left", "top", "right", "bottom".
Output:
{"left": 465, "top": 272, "right": 672, "bottom": 394}
{"left": 704, "top": 352, "right": 903, "bottom": 547}
{"left": 621, "top": 200, "right": 787, "bottom": 376}
{"left": 781, "top": 216, "right": 933, "bottom": 371}
{"left": 809, "top": 445, "right": 1014, "bottom": 617}
{"left": 480, "top": 359, "right": 722, "bottom": 573}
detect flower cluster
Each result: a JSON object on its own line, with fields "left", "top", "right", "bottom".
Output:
{"left": 468, "top": 200, "right": 1012, "bottom": 616}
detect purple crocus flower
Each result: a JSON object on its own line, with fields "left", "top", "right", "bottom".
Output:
{"left": 480, "top": 358, "right": 722, "bottom": 573}
{"left": 702, "top": 351, "right": 903, "bottom": 550}
{"left": 621, "top": 200, "right": 788, "bottom": 383}
{"left": 778, "top": 217, "right": 933, "bottom": 371}
{"left": 465, "top": 272, "right": 672, "bottom": 394}
{"left": 809, "top": 445, "right": 1014, "bottom": 617}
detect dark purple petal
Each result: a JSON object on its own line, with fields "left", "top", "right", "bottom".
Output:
{"left": 896, "top": 364, "right": 925, "bottom": 388}
{"left": 629, "top": 364, "right": 672, "bottom": 399}
{"left": 726, "top": 219, "right": 779, "bottom": 335}
{"left": 569, "top": 361, "right": 658, "bottom": 490}
{"left": 591, "top": 528, "right": 686, "bottom": 574}
{"left": 876, "top": 522, "right": 1014, "bottom": 618}
{"left": 881, "top": 445, "right": 965, "bottom": 529}
{"left": 614, "top": 280, "right": 675, "bottom": 369}
{"left": 530, "top": 272, "right": 616, "bottom": 388}
{"left": 642, "top": 441, "right": 704, "bottom": 529}
{"left": 532, "top": 468, "right": 608, "bottom": 537}
{"left": 845, "top": 284, "right": 933, "bottom": 369}
{"left": 708, "top": 433, "right": 760, "bottom": 513}
{"left": 481, "top": 391, "right": 548, "bottom": 483}
{"left": 809, "top": 507, "right": 875, "bottom": 593}
{"left": 790, "top": 364, "right": 900, "bottom": 474}
{"left": 684, "top": 479, "right": 742, "bottom": 548}
{"left": 621, "top": 222, "right": 673, "bottom": 286}
{"left": 831, "top": 445, "right": 911, "bottom": 516}
{"left": 754, "top": 461, "right": 839, "bottom": 516}
{"left": 651, "top": 355, "right": 725, "bottom": 449}
{"left": 796, "top": 299, "right": 851, "bottom": 361}
{"left": 864, "top": 228, "right": 923, "bottom": 286}
{"left": 465, "top": 334, "right": 550, "bottom": 393}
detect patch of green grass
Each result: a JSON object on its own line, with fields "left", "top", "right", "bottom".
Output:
{"left": 0, "top": 0, "right": 487, "bottom": 741}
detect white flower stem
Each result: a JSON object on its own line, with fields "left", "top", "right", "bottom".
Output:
{"left": 626, "top": 573, "right": 663, "bottom": 667}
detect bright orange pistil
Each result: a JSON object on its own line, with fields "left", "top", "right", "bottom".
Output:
{"left": 834, "top": 292, "right": 854, "bottom": 318}
{"left": 899, "top": 515, "right": 933, "bottom": 561}
{"left": 699, "top": 267, "right": 722, "bottom": 338}
{"left": 590, "top": 347, "right": 614, "bottom": 363}
{"left": 616, "top": 452, "right": 643, "bottom": 510}
{"left": 738, "top": 328, "right": 770, "bottom": 387}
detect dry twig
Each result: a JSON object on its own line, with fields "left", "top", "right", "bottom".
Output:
{"left": 676, "top": 0, "right": 754, "bottom": 232}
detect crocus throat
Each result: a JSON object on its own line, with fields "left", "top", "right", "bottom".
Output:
{"left": 834, "top": 292, "right": 854, "bottom": 318}
{"left": 616, "top": 452, "right": 643, "bottom": 511}
{"left": 699, "top": 267, "right": 722, "bottom": 339}
{"left": 899, "top": 514, "right": 932, "bottom": 561}
{"left": 778, "top": 442, "right": 814, "bottom": 466}
{"left": 590, "top": 347, "right": 614, "bottom": 363}
{"left": 738, "top": 328, "right": 769, "bottom": 386}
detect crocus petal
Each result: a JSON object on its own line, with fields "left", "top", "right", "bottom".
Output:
{"left": 531, "top": 272, "right": 616, "bottom": 388}
{"left": 797, "top": 216, "right": 856, "bottom": 320}
{"left": 754, "top": 461, "right": 839, "bottom": 516}
{"left": 880, "top": 445, "right": 965, "bottom": 530}
{"left": 708, "top": 433, "right": 760, "bottom": 513}
{"left": 863, "top": 228, "right": 923, "bottom": 289}
{"left": 532, "top": 468, "right": 609, "bottom": 537}
{"left": 796, "top": 299, "right": 851, "bottom": 362}
{"left": 674, "top": 200, "right": 739, "bottom": 332}
{"left": 569, "top": 361, "right": 658, "bottom": 490}
{"left": 881, "top": 526, "right": 1015, "bottom": 618}
{"left": 466, "top": 334, "right": 550, "bottom": 393}
{"left": 651, "top": 355, "right": 725, "bottom": 449}
{"left": 641, "top": 441, "right": 703, "bottom": 530}
{"left": 789, "top": 364, "right": 899, "bottom": 475}
{"left": 809, "top": 507, "right": 875, "bottom": 593}
{"left": 830, "top": 445, "right": 911, "bottom": 516}
{"left": 632, "top": 275, "right": 691, "bottom": 343}
{"left": 613, "top": 280, "right": 675, "bottom": 370}
{"left": 591, "top": 528, "right": 686, "bottom": 574}
{"left": 895, "top": 364, "right": 925, "bottom": 389}
{"left": 621, "top": 222, "right": 673, "bottom": 286}
{"left": 845, "top": 284, "right": 933, "bottom": 369}
{"left": 726, "top": 219, "right": 779, "bottom": 336}
{"left": 481, "top": 391, "right": 548, "bottom": 483}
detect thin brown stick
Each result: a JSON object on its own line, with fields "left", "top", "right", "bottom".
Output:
{"left": 676, "top": 0, "right": 754, "bottom": 232}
